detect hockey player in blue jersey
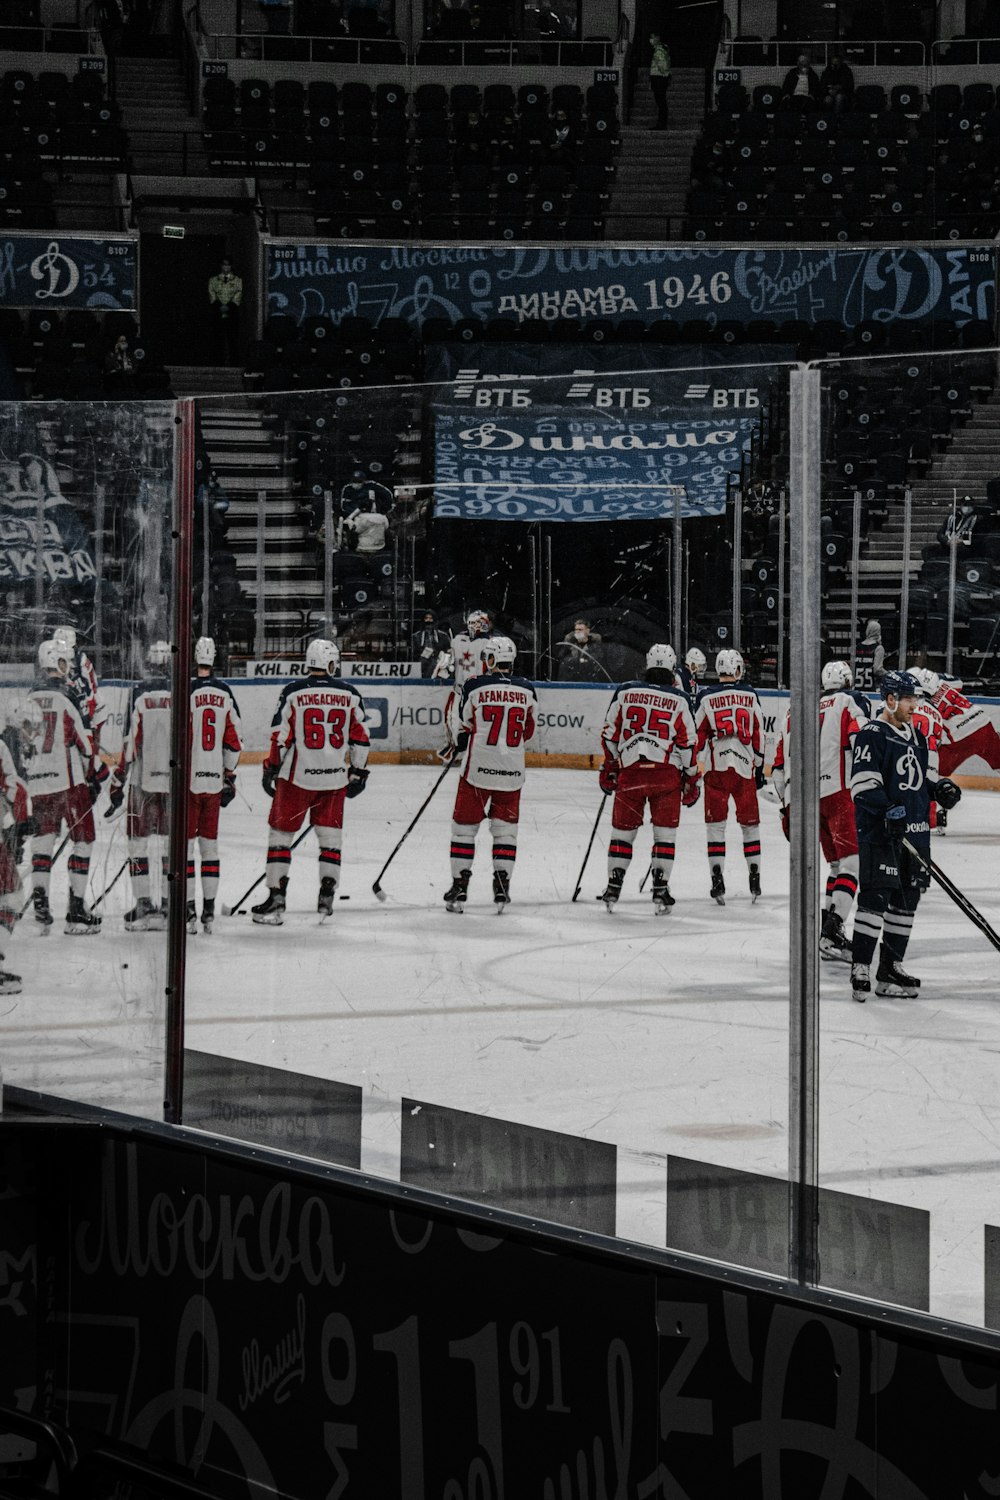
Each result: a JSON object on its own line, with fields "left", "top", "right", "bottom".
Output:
{"left": 848, "top": 670, "right": 962, "bottom": 1002}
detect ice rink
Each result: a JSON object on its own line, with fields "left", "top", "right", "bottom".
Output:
{"left": 3, "top": 763, "right": 1000, "bottom": 1327}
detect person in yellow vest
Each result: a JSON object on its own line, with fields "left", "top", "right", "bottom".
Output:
{"left": 649, "top": 35, "right": 671, "bottom": 129}
{"left": 207, "top": 258, "right": 243, "bottom": 364}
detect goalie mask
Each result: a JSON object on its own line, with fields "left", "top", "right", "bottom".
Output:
{"left": 466, "top": 609, "right": 491, "bottom": 638}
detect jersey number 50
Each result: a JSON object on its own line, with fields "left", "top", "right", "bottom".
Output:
{"left": 713, "top": 705, "right": 752, "bottom": 742}
{"left": 481, "top": 703, "right": 526, "bottom": 747}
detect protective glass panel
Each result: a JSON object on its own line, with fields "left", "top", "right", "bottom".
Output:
{"left": 818, "top": 342, "right": 1000, "bottom": 1330}
{"left": 185, "top": 351, "right": 794, "bottom": 1270}
{"left": 0, "top": 398, "right": 176, "bottom": 1118}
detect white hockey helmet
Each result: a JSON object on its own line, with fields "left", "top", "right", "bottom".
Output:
{"left": 482, "top": 635, "right": 516, "bottom": 672}
{"left": 38, "top": 638, "right": 68, "bottom": 674}
{"left": 305, "top": 638, "right": 340, "bottom": 674}
{"left": 716, "top": 648, "right": 745, "bottom": 679}
{"left": 646, "top": 643, "right": 677, "bottom": 672}
{"left": 910, "top": 666, "right": 941, "bottom": 695}
{"left": 52, "top": 625, "right": 77, "bottom": 652}
{"left": 147, "top": 640, "right": 171, "bottom": 669}
{"left": 821, "top": 660, "right": 853, "bottom": 690}
{"left": 466, "top": 609, "right": 491, "bottom": 636}
{"left": 685, "top": 647, "right": 706, "bottom": 673}
{"left": 194, "top": 636, "right": 216, "bottom": 667}
{"left": 6, "top": 697, "right": 43, "bottom": 739}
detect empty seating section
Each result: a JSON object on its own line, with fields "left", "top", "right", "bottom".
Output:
{"left": 0, "top": 67, "right": 123, "bottom": 221}
{"left": 203, "top": 76, "right": 620, "bottom": 239}
{"left": 689, "top": 77, "right": 1000, "bottom": 240}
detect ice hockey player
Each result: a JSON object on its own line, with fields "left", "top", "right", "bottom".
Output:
{"left": 0, "top": 702, "right": 39, "bottom": 991}
{"left": 253, "top": 639, "right": 369, "bottom": 924}
{"left": 772, "top": 660, "right": 871, "bottom": 961}
{"left": 909, "top": 668, "right": 948, "bottom": 834}
{"left": 107, "top": 641, "right": 172, "bottom": 932}
{"left": 677, "top": 646, "right": 707, "bottom": 703}
{"left": 921, "top": 669, "right": 1000, "bottom": 784}
{"left": 444, "top": 636, "right": 536, "bottom": 913}
{"left": 188, "top": 636, "right": 242, "bottom": 934}
{"left": 51, "top": 624, "right": 105, "bottom": 751}
{"left": 28, "top": 639, "right": 106, "bottom": 936}
{"left": 694, "top": 649, "right": 766, "bottom": 905}
{"left": 597, "top": 644, "right": 697, "bottom": 914}
{"left": 848, "top": 669, "right": 962, "bottom": 1002}
{"left": 435, "top": 609, "right": 498, "bottom": 758}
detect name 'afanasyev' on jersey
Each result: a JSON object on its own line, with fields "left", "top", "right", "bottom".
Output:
{"left": 28, "top": 682, "right": 97, "bottom": 796}
{"left": 850, "top": 718, "right": 935, "bottom": 853}
{"left": 460, "top": 672, "right": 537, "bottom": 789}
{"left": 268, "top": 677, "right": 369, "bottom": 791}
{"left": 602, "top": 681, "right": 695, "bottom": 770}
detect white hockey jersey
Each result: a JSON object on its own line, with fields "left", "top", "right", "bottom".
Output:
{"left": 772, "top": 690, "right": 870, "bottom": 803}
{"left": 911, "top": 697, "right": 944, "bottom": 776}
{"left": 450, "top": 631, "right": 499, "bottom": 691}
{"left": 695, "top": 684, "right": 765, "bottom": 779}
{"left": 0, "top": 738, "right": 29, "bottom": 826}
{"left": 931, "top": 681, "right": 985, "bottom": 744}
{"left": 601, "top": 681, "right": 696, "bottom": 772}
{"left": 190, "top": 676, "right": 243, "bottom": 794}
{"left": 27, "top": 681, "right": 95, "bottom": 798}
{"left": 266, "top": 676, "right": 369, "bottom": 791}
{"left": 459, "top": 672, "right": 537, "bottom": 791}
{"left": 115, "top": 677, "right": 172, "bottom": 797}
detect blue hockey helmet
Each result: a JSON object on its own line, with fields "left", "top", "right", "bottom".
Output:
{"left": 880, "top": 669, "right": 920, "bottom": 701}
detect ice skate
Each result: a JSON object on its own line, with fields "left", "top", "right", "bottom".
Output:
{"left": 0, "top": 955, "right": 21, "bottom": 994}
{"left": 145, "top": 902, "right": 168, "bottom": 932}
{"left": 444, "top": 869, "right": 471, "bottom": 913}
{"left": 65, "top": 893, "right": 101, "bottom": 937}
{"left": 851, "top": 962, "right": 871, "bottom": 1003}
{"left": 201, "top": 898, "right": 215, "bottom": 934}
{"left": 875, "top": 959, "right": 920, "bottom": 999}
{"left": 819, "top": 910, "right": 852, "bottom": 964}
{"left": 710, "top": 866, "right": 726, "bottom": 906}
{"left": 599, "top": 869, "right": 624, "bottom": 911}
{"left": 252, "top": 878, "right": 287, "bottom": 926}
{"left": 317, "top": 877, "right": 336, "bottom": 916}
{"left": 32, "top": 887, "right": 53, "bottom": 936}
{"left": 651, "top": 878, "right": 675, "bottom": 915}
{"left": 748, "top": 866, "right": 761, "bottom": 904}
{"left": 186, "top": 900, "right": 198, "bottom": 935}
{"left": 493, "top": 869, "right": 511, "bottom": 912}
{"left": 124, "top": 897, "right": 159, "bottom": 932}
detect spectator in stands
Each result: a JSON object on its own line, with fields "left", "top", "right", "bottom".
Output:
{"left": 781, "top": 53, "right": 821, "bottom": 107}
{"left": 103, "top": 334, "right": 136, "bottom": 392}
{"left": 938, "top": 502, "right": 979, "bottom": 547}
{"left": 649, "top": 35, "right": 671, "bottom": 130}
{"left": 207, "top": 258, "right": 243, "bottom": 366}
{"left": 413, "top": 613, "right": 451, "bottom": 677}
{"left": 556, "top": 618, "right": 605, "bottom": 679}
{"left": 690, "top": 138, "right": 733, "bottom": 193}
{"left": 819, "top": 52, "right": 854, "bottom": 113}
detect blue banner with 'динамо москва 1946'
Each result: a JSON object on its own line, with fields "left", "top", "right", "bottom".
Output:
{"left": 266, "top": 243, "right": 995, "bottom": 330}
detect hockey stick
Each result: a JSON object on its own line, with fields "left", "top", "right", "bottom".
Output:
{"left": 903, "top": 838, "right": 1000, "bottom": 954}
{"left": 572, "top": 792, "right": 609, "bottom": 902}
{"left": 639, "top": 864, "right": 652, "bottom": 893}
{"left": 372, "top": 759, "right": 455, "bottom": 901}
{"left": 90, "top": 858, "right": 129, "bottom": 912}
{"left": 222, "top": 825, "right": 315, "bottom": 916}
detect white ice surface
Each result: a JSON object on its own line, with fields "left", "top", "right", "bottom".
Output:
{"left": 3, "top": 765, "right": 999, "bottom": 1327}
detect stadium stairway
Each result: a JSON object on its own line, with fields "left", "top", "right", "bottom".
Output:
{"left": 114, "top": 54, "right": 210, "bottom": 175}
{"left": 604, "top": 68, "right": 703, "bottom": 241}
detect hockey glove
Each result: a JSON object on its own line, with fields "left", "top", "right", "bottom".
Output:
{"left": 754, "top": 765, "right": 766, "bottom": 790}
{"left": 220, "top": 772, "right": 237, "bottom": 809}
{"left": 345, "top": 766, "right": 369, "bottom": 799}
{"left": 780, "top": 805, "right": 790, "bottom": 842}
{"left": 884, "top": 804, "right": 907, "bottom": 842}
{"left": 598, "top": 761, "right": 619, "bottom": 795}
{"left": 680, "top": 772, "right": 701, "bottom": 807}
{"left": 933, "top": 777, "right": 962, "bottom": 811}
{"left": 438, "top": 741, "right": 457, "bottom": 764}
{"left": 262, "top": 763, "right": 279, "bottom": 799}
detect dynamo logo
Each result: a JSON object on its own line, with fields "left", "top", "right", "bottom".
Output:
{"left": 896, "top": 745, "right": 923, "bottom": 791}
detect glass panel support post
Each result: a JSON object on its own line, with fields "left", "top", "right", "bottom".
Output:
{"left": 788, "top": 365, "right": 821, "bottom": 1286}
{"left": 731, "top": 481, "right": 743, "bottom": 653}
{"left": 672, "top": 488, "right": 683, "bottom": 653}
{"left": 254, "top": 489, "right": 266, "bottom": 657}
{"left": 898, "top": 486, "right": 912, "bottom": 669}
{"left": 848, "top": 489, "right": 862, "bottom": 680}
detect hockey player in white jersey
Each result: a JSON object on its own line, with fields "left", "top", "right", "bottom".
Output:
{"left": 29, "top": 639, "right": 105, "bottom": 935}
{"left": 253, "top": 639, "right": 370, "bottom": 924}
{"left": 188, "top": 636, "right": 242, "bottom": 934}
{"left": 0, "top": 701, "right": 39, "bottom": 991}
{"left": 598, "top": 644, "right": 697, "bottom": 914}
{"left": 694, "top": 649, "right": 766, "bottom": 905}
{"left": 51, "top": 625, "right": 106, "bottom": 750}
{"left": 436, "top": 609, "right": 499, "bottom": 757}
{"left": 107, "top": 641, "right": 173, "bottom": 931}
{"left": 444, "top": 636, "right": 537, "bottom": 913}
{"left": 772, "top": 660, "right": 871, "bottom": 961}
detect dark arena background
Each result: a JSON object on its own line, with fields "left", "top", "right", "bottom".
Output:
{"left": 3, "top": 0, "right": 1000, "bottom": 1494}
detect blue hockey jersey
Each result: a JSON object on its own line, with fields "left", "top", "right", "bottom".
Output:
{"left": 850, "top": 717, "right": 935, "bottom": 854}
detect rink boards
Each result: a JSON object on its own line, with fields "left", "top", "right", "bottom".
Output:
{"left": 96, "top": 679, "right": 1000, "bottom": 784}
